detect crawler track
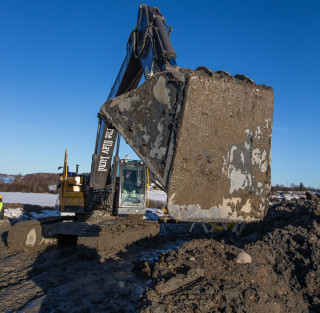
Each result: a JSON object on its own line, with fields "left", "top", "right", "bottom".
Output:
{"left": 78, "top": 220, "right": 160, "bottom": 256}
{"left": 7, "top": 217, "right": 160, "bottom": 257}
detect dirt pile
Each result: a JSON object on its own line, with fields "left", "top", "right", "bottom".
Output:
{"left": 140, "top": 197, "right": 320, "bottom": 312}
{"left": 1, "top": 196, "right": 320, "bottom": 312}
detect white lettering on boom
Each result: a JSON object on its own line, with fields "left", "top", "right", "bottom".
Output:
{"left": 105, "top": 129, "right": 114, "bottom": 139}
{"left": 98, "top": 156, "right": 111, "bottom": 172}
{"left": 102, "top": 140, "right": 113, "bottom": 154}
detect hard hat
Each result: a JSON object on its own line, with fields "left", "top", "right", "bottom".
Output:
{"left": 0, "top": 195, "right": 2, "bottom": 199}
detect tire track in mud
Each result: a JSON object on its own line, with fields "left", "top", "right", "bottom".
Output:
{"left": 0, "top": 237, "right": 45, "bottom": 311}
{"left": 0, "top": 223, "right": 191, "bottom": 313}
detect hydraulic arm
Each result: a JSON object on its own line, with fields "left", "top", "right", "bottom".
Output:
{"left": 90, "top": 5, "right": 177, "bottom": 194}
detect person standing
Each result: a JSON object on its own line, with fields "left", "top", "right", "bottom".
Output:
{"left": 0, "top": 195, "right": 4, "bottom": 222}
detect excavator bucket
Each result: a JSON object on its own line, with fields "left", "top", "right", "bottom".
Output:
{"left": 100, "top": 68, "right": 273, "bottom": 223}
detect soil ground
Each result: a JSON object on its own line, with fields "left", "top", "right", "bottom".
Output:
{"left": 1, "top": 195, "right": 320, "bottom": 312}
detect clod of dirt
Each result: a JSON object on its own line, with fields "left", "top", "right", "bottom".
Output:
{"left": 306, "top": 191, "right": 320, "bottom": 201}
{"left": 133, "top": 260, "right": 153, "bottom": 278}
{"left": 155, "top": 268, "right": 205, "bottom": 295}
{"left": 236, "top": 251, "right": 252, "bottom": 264}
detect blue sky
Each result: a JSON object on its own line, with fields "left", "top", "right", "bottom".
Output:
{"left": 1, "top": 0, "right": 319, "bottom": 187}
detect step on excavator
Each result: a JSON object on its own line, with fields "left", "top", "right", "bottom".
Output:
{"left": 8, "top": 4, "right": 274, "bottom": 255}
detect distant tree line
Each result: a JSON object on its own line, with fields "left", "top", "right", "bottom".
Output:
{"left": 1, "top": 174, "right": 319, "bottom": 194}
{"left": 0, "top": 173, "right": 59, "bottom": 193}
{"left": 271, "top": 182, "right": 320, "bottom": 192}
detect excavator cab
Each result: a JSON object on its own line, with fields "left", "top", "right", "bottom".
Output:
{"left": 117, "top": 159, "right": 147, "bottom": 215}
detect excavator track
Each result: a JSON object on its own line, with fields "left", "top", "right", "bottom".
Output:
{"left": 7, "top": 218, "right": 160, "bottom": 256}
{"left": 7, "top": 220, "right": 58, "bottom": 252}
{"left": 78, "top": 220, "right": 160, "bottom": 256}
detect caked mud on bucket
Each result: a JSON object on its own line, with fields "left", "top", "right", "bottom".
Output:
{"left": 100, "top": 68, "right": 274, "bottom": 223}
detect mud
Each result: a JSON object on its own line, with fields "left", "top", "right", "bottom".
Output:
{"left": 100, "top": 68, "right": 273, "bottom": 223}
{"left": 168, "top": 70, "right": 273, "bottom": 223}
{"left": 140, "top": 197, "right": 320, "bottom": 313}
{"left": 7, "top": 220, "right": 58, "bottom": 252}
{"left": 6, "top": 214, "right": 160, "bottom": 257}
{"left": 79, "top": 220, "right": 160, "bottom": 256}
{"left": 0, "top": 222, "right": 188, "bottom": 313}
{"left": 1, "top": 196, "right": 320, "bottom": 312}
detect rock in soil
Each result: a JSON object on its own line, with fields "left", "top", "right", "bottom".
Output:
{"left": 236, "top": 251, "right": 252, "bottom": 264}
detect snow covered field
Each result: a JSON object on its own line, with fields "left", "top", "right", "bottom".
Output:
{"left": 1, "top": 192, "right": 59, "bottom": 206}
{"left": 1, "top": 190, "right": 166, "bottom": 207}
{"left": 5, "top": 208, "right": 60, "bottom": 221}
{"left": 148, "top": 189, "right": 167, "bottom": 202}
{"left": 1, "top": 190, "right": 167, "bottom": 221}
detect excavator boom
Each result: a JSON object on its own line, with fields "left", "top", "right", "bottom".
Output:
{"left": 89, "top": 4, "right": 177, "bottom": 194}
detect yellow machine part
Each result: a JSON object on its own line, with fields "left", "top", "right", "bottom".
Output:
{"left": 210, "top": 222, "right": 235, "bottom": 231}
{"left": 66, "top": 177, "right": 83, "bottom": 185}
{"left": 59, "top": 149, "right": 85, "bottom": 210}
{"left": 62, "top": 197, "right": 85, "bottom": 206}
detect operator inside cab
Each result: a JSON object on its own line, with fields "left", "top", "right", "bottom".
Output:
{"left": 121, "top": 168, "right": 142, "bottom": 205}
{"left": 123, "top": 170, "right": 137, "bottom": 195}
{"left": 120, "top": 162, "right": 145, "bottom": 206}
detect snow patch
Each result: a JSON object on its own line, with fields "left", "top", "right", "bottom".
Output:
{"left": 149, "top": 190, "right": 167, "bottom": 202}
{"left": 1, "top": 192, "right": 58, "bottom": 206}
{"left": 4, "top": 207, "right": 59, "bottom": 221}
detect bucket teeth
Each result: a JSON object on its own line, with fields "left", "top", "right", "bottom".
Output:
{"left": 216, "top": 70, "right": 232, "bottom": 78}
{"left": 100, "top": 67, "right": 273, "bottom": 223}
{"left": 196, "top": 66, "right": 214, "bottom": 77}
{"left": 234, "top": 74, "right": 256, "bottom": 84}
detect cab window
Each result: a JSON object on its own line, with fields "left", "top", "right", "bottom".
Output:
{"left": 120, "top": 163, "right": 145, "bottom": 206}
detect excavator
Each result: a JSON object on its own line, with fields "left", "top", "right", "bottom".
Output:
{"left": 7, "top": 4, "right": 274, "bottom": 254}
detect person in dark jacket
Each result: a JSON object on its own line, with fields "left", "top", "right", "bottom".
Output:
{"left": 122, "top": 171, "right": 138, "bottom": 203}
{"left": 123, "top": 171, "right": 136, "bottom": 193}
{"left": 0, "top": 195, "right": 4, "bottom": 222}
